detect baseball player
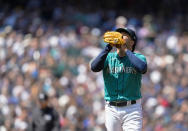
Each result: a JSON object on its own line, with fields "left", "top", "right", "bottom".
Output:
{"left": 90, "top": 28, "right": 147, "bottom": 131}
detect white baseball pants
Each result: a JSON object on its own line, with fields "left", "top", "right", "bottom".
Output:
{"left": 105, "top": 100, "right": 142, "bottom": 131}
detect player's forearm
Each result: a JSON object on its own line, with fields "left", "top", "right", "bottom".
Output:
{"left": 126, "top": 50, "right": 147, "bottom": 74}
{"left": 91, "top": 44, "right": 112, "bottom": 72}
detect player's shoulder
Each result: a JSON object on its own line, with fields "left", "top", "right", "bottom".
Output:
{"left": 134, "top": 52, "right": 146, "bottom": 57}
{"left": 134, "top": 52, "right": 147, "bottom": 62}
{"left": 108, "top": 52, "right": 117, "bottom": 57}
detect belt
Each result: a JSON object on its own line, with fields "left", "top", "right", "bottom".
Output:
{"left": 106, "top": 100, "right": 137, "bottom": 107}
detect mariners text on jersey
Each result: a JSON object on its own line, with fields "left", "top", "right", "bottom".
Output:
{"left": 103, "top": 52, "right": 147, "bottom": 101}
{"left": 107, "top": 65, "right": 137, "bottom": 74}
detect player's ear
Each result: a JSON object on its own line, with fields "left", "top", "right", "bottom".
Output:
{"left": 131, "top": 40, "right": 136, "bottom": 51}
{"left": 130, "top": 40, "right": 134, "bottom": 46}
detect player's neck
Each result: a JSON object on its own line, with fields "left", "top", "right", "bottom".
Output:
{"left": 117, "top": 49, "right": 126, "bottom": 57}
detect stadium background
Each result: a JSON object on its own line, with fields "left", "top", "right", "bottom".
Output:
{"left": 0, "top": 0, "right": 188, "bottom": 130}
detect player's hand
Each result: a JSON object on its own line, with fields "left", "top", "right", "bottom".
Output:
{"left": 108, "top": 43, "right": 113, "bottom": 48}
{"left": 105, "top": 44, "right": 113, "bottom": 52}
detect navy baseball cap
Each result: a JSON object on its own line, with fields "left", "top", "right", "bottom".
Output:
{"left": 38, "top": 93, "right": 48, "bottom": 101}
{"left": 116, "top": 28, "right": 137, "bottom": 51}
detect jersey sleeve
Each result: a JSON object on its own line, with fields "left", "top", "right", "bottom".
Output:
{"left": 90, "top": 44, "right": 112, "bottom": 72}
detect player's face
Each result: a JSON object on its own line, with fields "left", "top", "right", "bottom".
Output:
{"left": 120, "top": 32, "right": 134, "bottom": 51}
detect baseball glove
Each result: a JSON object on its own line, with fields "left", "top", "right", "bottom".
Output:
{"left": 103, "top": 31, "right": 125, "bottom": 47}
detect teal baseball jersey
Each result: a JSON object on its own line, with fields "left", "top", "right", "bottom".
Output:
{"left": 103, "top": 52, "right": 147, "bottom": 101}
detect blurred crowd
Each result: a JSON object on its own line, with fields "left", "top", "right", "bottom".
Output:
{"left": 0, "top": 0, "right": 188, "bottom": 131}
